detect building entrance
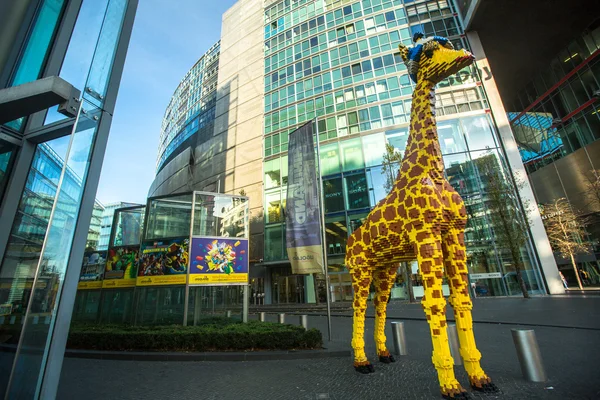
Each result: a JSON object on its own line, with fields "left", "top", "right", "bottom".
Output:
{"left": 273, "top": 275, "right": 305, "bottom": 304}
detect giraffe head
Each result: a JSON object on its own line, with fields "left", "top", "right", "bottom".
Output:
{"left": 399, "top": 33, "right": 475, "bottom": 85}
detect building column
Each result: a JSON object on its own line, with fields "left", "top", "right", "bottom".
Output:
{"left": 466, "top": 31, "right": 565, "bottom": 295}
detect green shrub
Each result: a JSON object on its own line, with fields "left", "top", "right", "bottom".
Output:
{"left": 67, "top": 318, "right": 323, "bottom": 352}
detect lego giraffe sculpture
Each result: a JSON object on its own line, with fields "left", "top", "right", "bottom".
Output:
{"left": 345, "top": 33, "right": 498, "bottom": 399}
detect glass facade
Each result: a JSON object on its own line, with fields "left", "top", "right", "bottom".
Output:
{"left": 262, "top": 0, "right": 543, "bottom": 302}
{"left": 0, "top": 0, "right": 135, "bottom": 397}
{"left": 509, "top": 25, "right": 600, "bottom": 288}
{"left": 156, "top": 42, "right": 220, "bottom": 172}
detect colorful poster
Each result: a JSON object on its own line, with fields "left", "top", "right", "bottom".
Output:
{"left": 102, "top": 247, "right": 139, "bottom": 288}
{"left": 285, "top": 122, "right": 325, "bottom": 274}
{"left": 136, "top": 238, "right": 188, "bottom": 286}
{"left": 189, "top": 237, "right": 249, "bottom": 285}
{"left": 78, "top": 251, "right": 106, "bottom": 290}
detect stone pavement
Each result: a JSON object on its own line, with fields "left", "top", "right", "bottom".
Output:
{"left": 57, "top": 297, "right": 600, "bottom": 400}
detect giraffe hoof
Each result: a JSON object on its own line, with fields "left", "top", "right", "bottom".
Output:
{"left": 471, "top": 382, "right": 499, "bottom": 394}
{"left": 378, "top": 355, "right": 396, "bottom": 364}
{"left": 354, "top": 363, "right": 375, "bottom": 374}
{"left": 441, "top": 391, "right": 470, "bottom": 399}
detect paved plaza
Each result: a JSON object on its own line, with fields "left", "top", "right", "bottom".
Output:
{"left": 57, "top": 297, "right": 600, "bottom": 399}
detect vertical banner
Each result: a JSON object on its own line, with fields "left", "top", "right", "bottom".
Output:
{"left": 286, "top": 122, "right": 324, "bottom": 274}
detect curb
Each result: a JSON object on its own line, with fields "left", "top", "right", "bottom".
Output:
{"left": 64, "top": 347, "right": 351, "bottom": 362}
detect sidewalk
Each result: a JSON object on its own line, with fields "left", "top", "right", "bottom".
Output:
{"left": 57, "top": 296, "right": 600, "bottom": 400}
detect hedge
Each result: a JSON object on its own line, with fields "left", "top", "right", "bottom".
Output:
{"left": 67, "top": 319, "right": 323, "bottom": 352}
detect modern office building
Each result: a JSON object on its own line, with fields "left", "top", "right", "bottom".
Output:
{"left": 97, "top": 201, "right": 140, "bottom": 250}
{"left": 0, "top": 0, "right": 137, "bottom": 398}
{"left": 87, "top": 201, "right": 105, "bottom": 250}
{"left": 460, "top": 0, "right": 600, "bottom": 288}
{"left": 151, "top": 0, "right": 579, "bottom": 304}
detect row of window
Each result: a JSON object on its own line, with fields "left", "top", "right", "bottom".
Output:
{"left": 265, "top": 7, "right": 411, "bottom": 73}
{"left": 264, "top": 71, "right": 483, "bottom": 144}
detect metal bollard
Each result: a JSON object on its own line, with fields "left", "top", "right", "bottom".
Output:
{"left": 226, "top": 310, "right": 232, "bottom": 318}
{"left": 300, "top": 315, "right": 308, "bottom": 329}
{"left": 259, "top": 312, "right": 266, "bottom": 322}
{"left": 278, "top": 313, "right": 285, "bottom": 324}
{"left": 448, "top": 324, "right": 462, "bottom": 366}
{"left": 511, "top": 329, "right": 547, "bottom": 382}
{"left": 391, "top": 321, "right": 407, "bottom": 356}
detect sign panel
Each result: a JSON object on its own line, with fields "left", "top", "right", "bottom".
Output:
{"left": 189, "top": 237, "right": 249, "bottom": 285}
{"left": 78, "top": 251, "right": 106, "bottom": 290}
{"left": 469, "top": 272, "right": 502, "bottom": 280}
{"left": 285, "top": 122, "right": 324, "bottom": 274}
{"left": 102, "top": 247, "right": 139, "bottom": 288}
{"left": 136, "top": 238, "right": 188, "bottom": 286}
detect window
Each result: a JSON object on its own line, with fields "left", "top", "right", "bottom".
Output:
{"left": 323, "top": 178, "right": 344, "bottom": 213}
{"left": 345, "top": 174, "right": 370, "bottom": 210}
{"left": 351, "top": 63, "right": 361, "bottom": 75}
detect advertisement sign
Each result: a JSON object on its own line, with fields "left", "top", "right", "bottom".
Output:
{"left": 102, "top": 247, "right": 139, "bottom": 288}
{"left": 189, "top": 237, "right": 249, "bottom": 285}
{"left": 136, "top": 238, "right": 189, "bottom": 286}
{"left": 285, "top": 122, "right": 324, "bottom": 274}
{"left": 78, "top": 251, "right": 106, "bottom": 290}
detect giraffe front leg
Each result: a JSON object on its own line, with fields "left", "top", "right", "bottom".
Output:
{"left": 416, "top": 235, "right": 468, "bottom": 399}
{"left": 443, "top": 229, "right": 499, "bottom": 394}
{"left": 350, "top": 266, "right": 374, "bottom": 374}
{"left": 372, "top": 266, "right": 398, "bottom": 363}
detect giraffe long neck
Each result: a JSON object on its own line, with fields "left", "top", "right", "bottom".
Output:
{"left": 400, "top": 79, "right": 445, "bottom": 182}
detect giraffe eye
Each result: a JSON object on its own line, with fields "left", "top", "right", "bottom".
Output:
{"left": 424, "top": 48, "right": 434, "bottom": 58}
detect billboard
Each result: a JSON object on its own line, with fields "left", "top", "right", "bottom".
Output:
{"left": 189, "top": 237, "right": 249, "bottom": 285}
{"left": 77, "top": 251, "right": 106, "bottom": 290}
{"left": 136, "top": 238, "right": 188, "bottom": 286}
{"left": 285, "top": 122, "right": 324, "bottom": 274}
{"left": 102, "top": 246, "right": 139, "bottom": 289}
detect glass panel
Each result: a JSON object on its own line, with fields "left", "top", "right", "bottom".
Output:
{"left": 265, "top": 225, "right": 283, "bottom": 261}
{"left": 366, "top": 166, "right": 389, "bottom": 206}
{"left": 99, "top": 288, "right": 134, "bottom": 323}
{"left": 0, "top": 143, "right": 17, "bottom": 200}
{"left": 340, "top": 137, "right": 364, "bottom": 171}
{"left": 437, "top": 118, "right": 467, "bottom": 154}
{"left": 460, "top": 115, "right": 497, "bottom": 151}
{"left": 345, "top": 173, "right": 369, "bottom": 210}
{"left": 320, "top": 142, "right": 341, "bottom": 176}
{"left": 323, "top": 177, "right": 344, "bottom": 213}
{"left": 111, "top": 206, "right": 144, "bottom": 247}
{"left": 191, "top": 193, "right": 249, "bottom": 238}
{"left": 443, "top": 153, "right": 478, "bottom": 198}
{"left": 265, "top": 190, "right": 283, "bottom": 224}
{"left": 45, "top": 0, "right": 111, "bottom": 124}
{"left": 4, "top": 0, "right": 67, "bottom": 130}
{"left": 264, "top": 158, "right": 281, "bottom": 189}
{"left": 134, "top": 286, "right": 185, "bottom": 325}
{"left": 325, "top": 215, "right": 347, "bottom": 255}
{"left": 3, "top": 99, "right": 99, "bottom": 398}
{"left": 361, "top": 132, "right": 385, "bottom": 167}
{"left": 386, "top": 127, "right": 409, "bottom": 156}
{"left": 83, "top": 0, "right": 128, "bottom": 107}
{"left": 145, "top": 194, "right": 192, "bottom": 240}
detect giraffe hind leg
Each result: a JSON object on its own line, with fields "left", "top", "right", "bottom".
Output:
{"left": 443, "top": 229, "right": 499, "bottom": 393}
{"left": 372, "top": 265, "right": 398, "bottom": 363}
{"left": 349, "top": 262, "right": 374, "bottom": 374}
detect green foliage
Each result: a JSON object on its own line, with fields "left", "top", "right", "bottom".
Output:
{"left": 67, "top": 318, "right": 323, "bottom": 352}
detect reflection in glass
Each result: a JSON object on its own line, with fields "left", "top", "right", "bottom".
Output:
{"left": 99, "top": 289, "right": 134, "bottom": 323}
{"left": 112, "top": 207, "right": 144, "bottom": 247}
{"left": 443, "top": 152, "right": 478, "bottom": 198}
{"left": 191, "top": 193, "right": 249, "bottom": 238}
{"left": 323, "top": 178, "right": 344, "bottom": 212}
{"left": 438, "top": 118, "right": 467, "bottom": 154}
{"left": 366, "top": 166, "right": 388, "bottom": 206}
{"left": 340, "top": 137, "right": 365, "bottom": 171}
{"left": 361, "top": 132, "right": 386, "bottom": 167}
{"left": 265, "top": 191, "right": 283, "bottom": 224}
{"left": 320, "top": 142, "right": 341, "bottom": 176}
{"left": 146, "top": 194, "right": 192, "bottom": 240}
{"left": 0, "top": 144, "right": 17, "bottom": 200}
{"left": 344, "top": 173, "right": 369, "bottom": 210}
{"left": 460, "top": 114, "right": 497, "bottom": 151}
{"left": 264, "top": 158, "right": 281, "bottom": 189}
{"left": 325, "top": 215, "right": 347, "bottom": 255}
{"left": 135, "top": 286, "right": 185, "bottom": 325}
{"left": 386, "top": 127, "right": 409, "bottom": 156}
{"left": 265, "top": 225, "right": 283, "bottom": 261}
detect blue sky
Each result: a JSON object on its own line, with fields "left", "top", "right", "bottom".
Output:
{"left": 96, "top": 0, "right": 237, "bottom": 205}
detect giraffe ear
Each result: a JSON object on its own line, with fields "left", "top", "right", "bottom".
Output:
{"left": 398, "top": 44, "right": 409, "bottom": 64}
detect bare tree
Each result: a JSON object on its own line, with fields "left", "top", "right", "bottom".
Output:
{"left": 541, "top": 198, "right": 591, "bottom": 290}
{"left": 476, "top": 153, "right": 531, "bottom": 298}
{"left": 381, "top": 143, "right": 415, "bottom": 302}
